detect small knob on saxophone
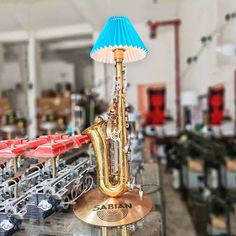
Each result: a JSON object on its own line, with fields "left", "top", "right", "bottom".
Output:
{"left": 97, "top": 113, "right": 108, "bottom": 122}
{"left": 124, "top": 145, "right": 131, "bottom": 154}
{"left": 115, "top": 80, "right": 120, "bottom": 91}
{"left": 125, "top": 110, "right": 129, "bottom": 128}
{"left": 124, "top": 138, "right": 131, "bottom": 154}
{"left": 139, "top": 187, "right": 144, "bottom": 201}
{"left": 126, "top": 178, "right": 144, "bottom": 200}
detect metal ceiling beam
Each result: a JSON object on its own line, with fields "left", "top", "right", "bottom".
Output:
{"left": 0, "top": 23, "right": 93, "bottom": 43}
{"left": 48, "top": 39, "right": 92, "bottom": 50}
{"left": 0, "top": 30, "right": 28, "bottom": 43}
{"left": 36, "top": 23, "right": 93, "bottom": 40}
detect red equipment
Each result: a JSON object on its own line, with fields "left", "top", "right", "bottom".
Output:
{"left": 0, "top": 134, "right": 90, "bottom": 159}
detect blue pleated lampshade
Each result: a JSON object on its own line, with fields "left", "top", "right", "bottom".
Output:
{"left": 90, "top": 16, "right": 148, "bottom": 64}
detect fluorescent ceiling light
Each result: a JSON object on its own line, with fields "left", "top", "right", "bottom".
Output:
{"left": 216, "top": 43, "right": 236, "bottom": 56}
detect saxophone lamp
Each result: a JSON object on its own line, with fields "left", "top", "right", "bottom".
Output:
{"left": 90, "top": 16, "right": 148, "bottom": 63}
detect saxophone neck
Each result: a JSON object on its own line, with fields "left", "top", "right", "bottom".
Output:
{"left": 114, "top": 49, "right": 128, "bottom": 145}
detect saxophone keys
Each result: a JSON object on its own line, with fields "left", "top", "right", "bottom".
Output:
{"left": 123, "top": 145, "right": 131, "bottom": 154}
{"left": 110, "top": 131, "right": 120, "bottom": 141}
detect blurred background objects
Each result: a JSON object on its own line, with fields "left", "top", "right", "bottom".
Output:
{"left": 0, "top": 1, "right": 235, "bottom": 236}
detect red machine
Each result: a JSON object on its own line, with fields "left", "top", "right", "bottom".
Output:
{"left": 146, "top": 87, "right": 166, "bottom": 126}
{"left": 208, "top": 85, "right": 224, "bottom": 126}
{"left": 0, "top": 133, "right": 91, "bottom": 180}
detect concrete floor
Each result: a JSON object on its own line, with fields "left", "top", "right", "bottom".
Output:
{"left": 161, "top": 168, "right": 197, "bottom": 236}
{"left": 143, "top": 137, "right": 197, "bottom": 236}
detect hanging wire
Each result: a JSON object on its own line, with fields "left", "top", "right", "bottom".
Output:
{"left": 142, "top": 183, "right": 161, "bottom": 194}
{"left": 181, "top": 10, "right": 236, "bottom": 80}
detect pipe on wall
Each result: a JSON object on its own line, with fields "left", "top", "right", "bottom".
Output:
{"left": 148, "top": 19, "right": 181, "bottom": 131}
{"left": 234, "top": 70, "right": 236, "bottom": 134}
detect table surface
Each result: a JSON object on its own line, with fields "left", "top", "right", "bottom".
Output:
{"left": 15, "top": 162, "right": 163, "bottom": 236}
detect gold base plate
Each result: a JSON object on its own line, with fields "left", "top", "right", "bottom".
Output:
{"left": 73, "top": 189, "right": 152, "bottom": 227}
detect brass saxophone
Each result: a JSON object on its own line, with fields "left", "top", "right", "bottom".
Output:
{"left": 83, "top": 49, "right": 130, "bottom": 197}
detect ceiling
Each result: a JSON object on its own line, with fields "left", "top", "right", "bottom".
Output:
{"left": 0, "top": 0, "right": 180, "bottom": 33}
{"left": 0, "top": 0, "right": 180, "bottom": 61}
{"left": 0, "top": 0, "right": 86, "bottom": 32}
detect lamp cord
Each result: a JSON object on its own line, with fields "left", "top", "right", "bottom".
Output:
{"left": 141, "top": 183, "right": 161, "bottom": 195}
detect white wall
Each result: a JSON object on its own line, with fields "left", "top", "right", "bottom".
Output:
{"left": 178, "top": 0, "right": 236, "bottom": 133}
{"left": 178, "top": 0, "right": 218, "bottom": 94}
{"left": 1, "top": 0, "right": 236, "bottom": 133}
{"left": 1, "top": 62, "right": 27, "bottom": 115}
{"left": 75, "top": 61, "right": 93, "bottom": 91}
{"left": 126, "top": 24, "right": 176, "bottom": 118}
{"left": 1, "top": 60, "right": 75, "bottom": 93}
{"left": 92, "top": 0, "right": 236, "bottom": 133}
{"left": 82, "top": 64, "right": 93, "bottom": 89}
{"left": 94, "top": 23, "right": 177, "bottom": 121}
{"left": 41, "top": 60, "right": 74, "bottom": 91}
{"left": 1, "top": 62, "right": 21, "bottom": 90}
{"left": 0, "top": 60, "right": 74, "bottom": 117}
{"left": 214, "top": 0, "right": 236, "bottom": 125}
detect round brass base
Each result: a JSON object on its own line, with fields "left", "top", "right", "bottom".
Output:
{"left": 73, "top": 189, "right": 152, "bottom": 227}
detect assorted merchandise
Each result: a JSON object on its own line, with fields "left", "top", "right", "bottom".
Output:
{"left": 168, "top": 131, "right": 236, "bottom": 235}
{"left": 0, "top": 134, "right": 93, "bottom": 236}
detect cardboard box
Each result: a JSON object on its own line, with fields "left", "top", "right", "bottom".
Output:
{"left": 210, "top": 216, "right": 226, "bottom": 229}
{"left": 187, "top": 159, "right": 203, "bottom": 172}
{"left": 226, "top": 160, "right": 236, "bottom": 171}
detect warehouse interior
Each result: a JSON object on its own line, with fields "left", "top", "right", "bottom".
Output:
{"left": 0, "top": 0, "right": 235, "bottom": 236}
